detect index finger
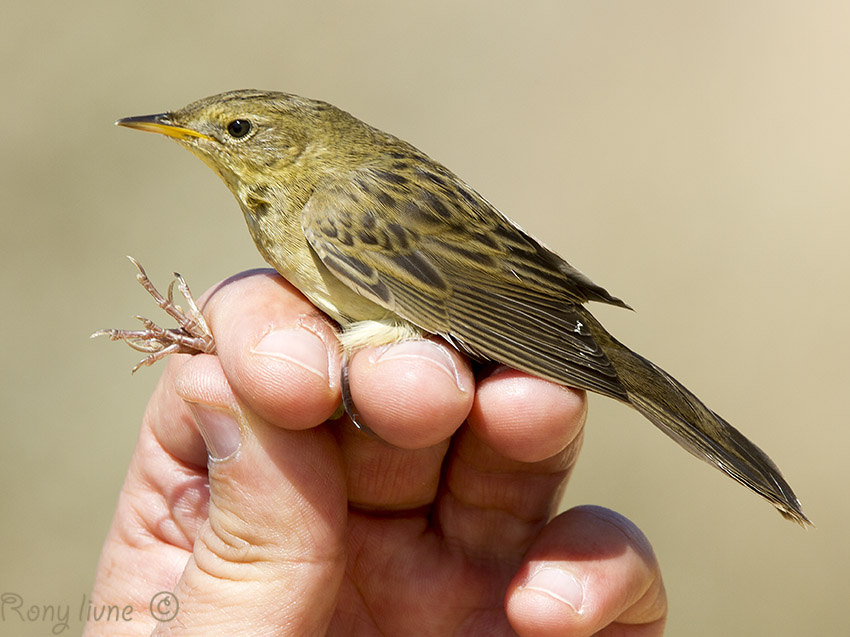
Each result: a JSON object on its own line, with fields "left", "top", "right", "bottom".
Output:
{"left": 199, "top": 269, "right": 344, "bottom": 429}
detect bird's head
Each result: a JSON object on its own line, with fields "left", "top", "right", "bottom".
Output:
{"left": 117, "top": 89, "right": 368, "bottom": 201}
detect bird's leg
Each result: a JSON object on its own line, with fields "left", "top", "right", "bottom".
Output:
{"left": 92, "top": 257, "right": 215, "bottom": 372}
{"left": 339, "top": 353, "right": 380, "bottom": 438}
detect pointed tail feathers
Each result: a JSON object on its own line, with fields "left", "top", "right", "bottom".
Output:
{"left": 585, "top": 314, "right": 810, "bottom": 525}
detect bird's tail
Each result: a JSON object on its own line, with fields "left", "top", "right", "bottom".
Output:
{"left": 583, "top": 312, "right": 810, "bottom": 525}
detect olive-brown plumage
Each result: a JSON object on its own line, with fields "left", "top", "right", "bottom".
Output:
{"left": 116, "top": 89, "right": 808, "bottom": 524}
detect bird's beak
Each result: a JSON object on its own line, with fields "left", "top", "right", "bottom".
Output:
{"left": 116, "top": 113, "right": 214, "bottom": 142}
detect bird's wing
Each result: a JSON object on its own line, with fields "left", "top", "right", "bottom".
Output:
{"left": 301, "top": 166, "right": 628, "bottom": 400}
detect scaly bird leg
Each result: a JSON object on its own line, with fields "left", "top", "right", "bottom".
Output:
{"left": 340, "top": 353, "right": 380, "bottom": 438}
{"left": 92, "top": 257, "right": 215, "bottom": 372}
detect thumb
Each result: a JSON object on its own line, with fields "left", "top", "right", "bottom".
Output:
{"left": 171, "top": 354, "right": 347, "bottom": 634}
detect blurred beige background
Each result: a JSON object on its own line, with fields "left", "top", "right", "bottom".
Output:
{"left": 1, "top": 1, "right": 847, "bottom": 635}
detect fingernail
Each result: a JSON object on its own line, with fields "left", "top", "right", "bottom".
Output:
{"left": 188, "top": 403, "right": 241, "bottom": 461}
{"left": 521, "top": 566, "right": 585, "bottom": 614}
{"left": 251, "top": 328, "right": 330, "bottom": 383}
{"left": 372, "top": 340, "right": 471, "bottom": 392}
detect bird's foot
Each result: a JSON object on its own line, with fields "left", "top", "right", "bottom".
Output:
{"left": 92, "top": 257, "right": 215, "bottom": 372}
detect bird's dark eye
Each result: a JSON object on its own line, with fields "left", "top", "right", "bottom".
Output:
{"left": 226, "top": 119, "right": 252, "bottom": 138}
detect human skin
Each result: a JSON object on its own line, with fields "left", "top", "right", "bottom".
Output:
{"left": 87, "top": 269, "right": 666, "bottom": 636}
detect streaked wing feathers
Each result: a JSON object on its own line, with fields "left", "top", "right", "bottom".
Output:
{"left": 302, "top": 164, "right": 629, "bottom": 400}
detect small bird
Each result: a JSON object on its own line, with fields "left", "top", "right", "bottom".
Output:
{"left": 102, "top": 89, "right": 808, "bottom": 524}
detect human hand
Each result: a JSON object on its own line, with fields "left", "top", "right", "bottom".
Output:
{"left": 87, "top": 269, "right": 666, "bottom": 636}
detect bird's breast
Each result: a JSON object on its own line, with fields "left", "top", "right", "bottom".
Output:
{"left": 240, "top": 200, "right": 398, "bottom": 329}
